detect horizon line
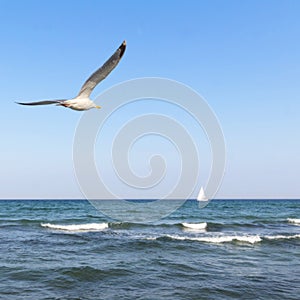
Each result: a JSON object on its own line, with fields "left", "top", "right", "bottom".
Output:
{"left": 1, "top": 198, "right": 300, "bottom": 201}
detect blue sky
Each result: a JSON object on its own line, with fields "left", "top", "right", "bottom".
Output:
{"left": 1, "top": 0, "right": 300, "bottom": 199}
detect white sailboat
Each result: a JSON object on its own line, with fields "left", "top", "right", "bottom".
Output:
{"left": 197, "top": 186, "right": 208, "bottom": 201}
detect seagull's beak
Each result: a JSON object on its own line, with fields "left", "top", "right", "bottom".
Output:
{"left": 95, "top": 105, "right": 101, "bottom": 109}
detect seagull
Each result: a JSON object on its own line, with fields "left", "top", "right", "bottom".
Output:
{"left": 16, "top": 40, "right": 126, "bottom": 111}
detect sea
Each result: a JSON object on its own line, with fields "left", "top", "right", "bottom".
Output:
{"left": 1, "top": 199, "right": 300, "bottom": 300}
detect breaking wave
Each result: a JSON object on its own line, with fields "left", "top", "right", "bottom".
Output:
{"left": 146, "top": 233, "right": 300, "bottom": 244}
{"left": 149, "top": 234, "right": 262, "bottom": 244}
{"left": 264, "top": 234, "right": 300, "bottom": 240}
{"left": 287, "top": 218, "right": 300, "bottom": 225}
{"left": 181, "top": 222, "right": 207, "bottom": 230}
{"left": 41, "top": 223, "right": 109, "bottom": 232}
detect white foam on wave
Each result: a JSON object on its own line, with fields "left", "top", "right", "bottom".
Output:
{"left": 41, "top": 223, "right": 109, "bottom": 232}
{"left": 147, "top": 234, "right": 262, "bottom": 244}
{"left": 264, "top": 234, "right": 300, "bottom": 240}
{"left": 287, "top": 218, "right": 300, "bottom": 225}
{"left": 146, "top": 233, "right": 300, "bottom": 244}
{"left": 181, "top": 222, "right": 207, "bottom": 230}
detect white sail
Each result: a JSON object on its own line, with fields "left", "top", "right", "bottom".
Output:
{"left": 197, "top": 186, "right": 208, "bottom": 201}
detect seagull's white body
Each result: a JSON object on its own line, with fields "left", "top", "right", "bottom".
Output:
{"left": 17, "top": 41, "right": 126, "bottom": 111}
{"left": 60, "top": 97, "right": 98, "bottom": 111}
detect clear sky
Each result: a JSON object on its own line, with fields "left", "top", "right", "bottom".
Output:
{"left": 1, "top": 0, "right": 300, "bottom": 199}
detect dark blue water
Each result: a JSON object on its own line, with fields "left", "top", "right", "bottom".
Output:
{"left": 1, "top": 200, "right": 300, "bottom": 299}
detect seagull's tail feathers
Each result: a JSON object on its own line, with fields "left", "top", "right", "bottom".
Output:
{"left": 16, "top": 100, "right": 66, "bottom": 106}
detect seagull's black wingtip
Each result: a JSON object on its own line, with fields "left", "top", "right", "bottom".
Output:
{"left": 119, "top": 40, "right": 126, "bottom": 58}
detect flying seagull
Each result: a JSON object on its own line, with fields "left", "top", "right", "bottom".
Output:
{"left": 16, "top": 40, "right": 126, "bottom": 111}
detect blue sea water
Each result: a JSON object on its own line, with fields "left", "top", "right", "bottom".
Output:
{"left": 0, "top": 199, "right": 300, "bottom": 300}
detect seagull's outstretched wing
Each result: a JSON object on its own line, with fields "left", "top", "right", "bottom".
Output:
{"left": 16, "top": 100, "right": 65, "bottom": 106}
{"left": 76, "top": 40, "right": 126, "bottom": 99}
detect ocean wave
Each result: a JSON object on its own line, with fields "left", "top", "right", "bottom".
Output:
{"left": 41, "top": 223, "right": 108, "bottom": 232}
{"left": 287, "top": 218, "right": 300, "bottom": 225}
{"left": 149, "top": 234, "right": 262, "bottom": 244}
{"left": 181, "top": 222, "right": 207, "bottom": 230}
{"left": 147, "top": 233, "right": 300, "bottom": 244}
{"left": 264, "top": 234, "right": 300, "bottom": 240}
